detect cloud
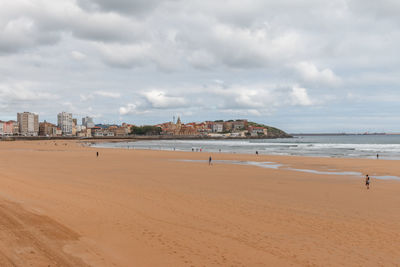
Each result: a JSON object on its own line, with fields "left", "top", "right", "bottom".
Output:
{"left": 77, "top": 0, "right": 163, "bottom": 16}
{"left": 294, "top": 61, "right": 341, "bottom": 86}
{"left": 348, "top": 0, "right": 400, "bottom": 22}
{"left": 94, "top": 91, "right": 121, "bottom": 98}
{"left": 0, "top": 83, "right": 57, "bottom": 102}
{"left": 290, "top": 86, "right": 313, "bottom": 106}
{"left": 119, "top": 104, "right": 138, "bottom": 115}
{"left": 71, "top": 51, "right": 86, "bottom": 60}
{"left": 0, "top": 16, "right": 59, "bottom": 53}
{"left": 80, "top": 91, "right": 121, "bottom": 101}
{"left": 0, "top": 1, "right": 146, "bottom": 54}
{"left": 143, "top": 90, "right": 187, "bottom": 109}
{"left": 67, "top": 11, "right": 145, "bottom": 43}
{"left": 0, "top": 82, "right": 58, "bottom": 114}
{"left": 96, "top": 43, "right": 152, "bottom": 68}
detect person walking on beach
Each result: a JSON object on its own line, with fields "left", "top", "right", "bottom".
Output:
{"left": 96, "top": 151, "right": 99, "bottom": 157}
{"left": 256, "top": 151, "right": 259, "bottom": 156}
{"left": 209, "top": 156, "right": 212, "bottom": 166}
{"left": 376, "top": 153, "right": 379, "bottom": 159}
{"left": 365, "top": 174, "right": 370, "bottom": 189}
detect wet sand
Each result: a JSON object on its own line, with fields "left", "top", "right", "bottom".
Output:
{"left": 0, "top": 140, "right": 399, "bottom": 266}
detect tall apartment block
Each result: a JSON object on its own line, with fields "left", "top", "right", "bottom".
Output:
{"left": 82, "top": 116, "right": 95, "bottom": 128}
{"left": 17, "top": 112, "right": 39, "bottom": 136}
{"left": 57, "top": 112, "right": 73, "bottom": 135}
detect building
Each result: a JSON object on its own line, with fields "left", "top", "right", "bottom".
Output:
{"left": 0, "top": 121, "right": 3, "bottom": 136}
{"left": 223, "top": 121, "right": 234, "bottom": 132}
{"left": 92, "top": 127, "right": 115, "bottom": 137}
{"left": 76, "top": 125, "right": 86, "bottom": 132}
{"left": 232, "top": 120, "right": 248, "bottom": 131}
{"left": 3, "top": 121, "right": 18, "bottom": 135}
{"left": 39, "top": 121, "right": 58, "bottom": 136}
{"left": 17, "top": 112, "right": 39, "bottom": 136}
{"left": 56, "top": 128, "right": 62, "bottom": 136}
{"left": 77, "top": 128, "right": 91, "bottom": 137}
{"left": 248, "top": 126, "right": 268, "bottom": 137}
{"left": 57, "top": 112, "right": 73, "bottom": 135}
{"left": 212, "top": 123, "right": 224, "bottom": 133}
{"left": 82, "top": 116, "right": 95, "bottom": 128}
{"left": 158, "top": 117, "right": 198, "bottom": 136}
{"left": 110, "top": 126, "right": 130, "bottom": 137}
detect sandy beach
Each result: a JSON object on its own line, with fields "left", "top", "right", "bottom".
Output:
{"left": 0, "top": 140, "right": 399, "bottom": 266}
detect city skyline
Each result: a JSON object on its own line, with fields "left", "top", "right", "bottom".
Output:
{"left": 1, "top": 1, "right": 400, "bottom": 133}
{"left": 2, "top": 111, "right": 397, "bottom": 135}
{"left": 1, "top": 111, "right": 282, "bottom": 137}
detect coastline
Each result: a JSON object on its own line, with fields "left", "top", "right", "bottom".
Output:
{"left": 0, "top": 134, "right": 292, "bottom": 142}
{"left": 90, "top": 135, "right": 400, "bottom": 161}
{"left": 0, "top": 140, "right": 399, "bottom": 266}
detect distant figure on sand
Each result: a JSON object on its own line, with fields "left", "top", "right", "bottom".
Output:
{"left": 365, "top": 174, "right": 370, "bottom": 189}
{"left": 256, "top": 151, "right": 258, "bottom": 156}
{"left": 96, "top": 152, "right": 99, "bottom": 157}
{"left": 376, "top": 153, "right": 379, "bottom": 159}
{"left": 209, "top": 156, "right": 212, "bottom": 165}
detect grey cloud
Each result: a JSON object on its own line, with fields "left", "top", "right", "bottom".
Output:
{"left": 67, "top": 13, "right": 145, "bottom": 43}
{"left": 0, "top": 83, "right": 58, "bottom": 102}
{"left": 348, "top": 0, "right": 400, "bottom": 21}
{"left": 77, "top": 0, "right": 164, "bottom": 15}
{"left": 0, "top": 82, "right": 58, "bottom": 115}
{"left": 0, "top": 17, "right": 60, "bottom": 53}
{"left": 0, "top": 1, "right": 147, "bottom": 55}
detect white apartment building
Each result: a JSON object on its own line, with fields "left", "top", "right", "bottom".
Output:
{"left": 17, "top": 112, "right": 39, "bottom": 136}
{"left": 57, "top": 112, "right": 73, "bottom": 135}
{"left": 212, "top": 123, "right": 224, "bottom": 133}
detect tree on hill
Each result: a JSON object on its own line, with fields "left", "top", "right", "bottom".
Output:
{"left": 130, "top": 126, "right": 162, "bottom": 135}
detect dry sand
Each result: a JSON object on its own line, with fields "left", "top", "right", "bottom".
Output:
{"left": 0, "top": 140, "right": 399, "bottom": 266}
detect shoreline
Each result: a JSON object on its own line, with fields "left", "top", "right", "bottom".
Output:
{"left": 91, "top": 139, "right": 400, "bottom": 161}
{"left": 88, "top": 140, "right": 400, "bottom": 180}
{"left": 0, "top": 135, "right": 292, "bottom": 142}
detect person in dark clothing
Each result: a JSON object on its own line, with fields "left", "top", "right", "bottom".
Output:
{"left": 365, "top": 174, "right": 370, "bottom": 189}
{"left": 96, "top": 152, "right": 99, "bottom": 157}
{"left": 209, "top": 156, "right": 212, "bottom": 165}
{"left": 256, "top": 151, "right": 259, "bottom": 156}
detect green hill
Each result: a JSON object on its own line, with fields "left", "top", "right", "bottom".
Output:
{"left": 248, "top": 122, "right": 292, "bottom": 138}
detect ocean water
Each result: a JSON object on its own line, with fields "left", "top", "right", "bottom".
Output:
{"left": 93, "top": 135, "right": 400, "bottom": 160}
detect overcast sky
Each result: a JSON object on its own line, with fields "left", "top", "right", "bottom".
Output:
{"left": 1, "top": 0, "right": 400, "bottom": 133}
